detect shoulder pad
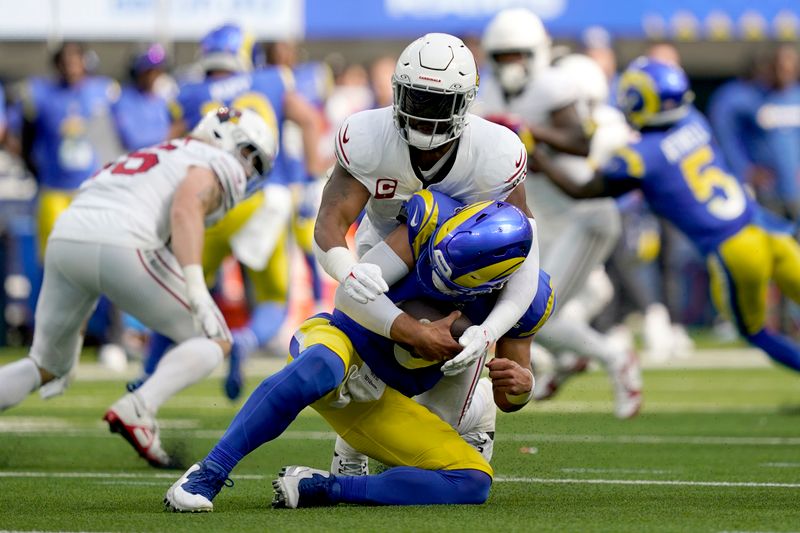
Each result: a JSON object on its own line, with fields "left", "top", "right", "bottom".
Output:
{"left": 334, "top": 108, "right": 388, "bottom": 179}
{"left": 472, "top": 118, "right": 529, "bottom": 197}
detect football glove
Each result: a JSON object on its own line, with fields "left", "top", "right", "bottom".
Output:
{"left": 441, "top": 325, "right": 493, "bottom": 377}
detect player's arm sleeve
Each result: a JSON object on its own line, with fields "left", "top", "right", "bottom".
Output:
{"left": 481, "top": 218, "right": 540, "bottom": 340}
{"left": 333, "top": 241, "right": 411, "bottom": 338}
{"left": 600, "top": 146, "right": 647, "bottom": 197}
{"left": 707, "top": 87, "right": 752, "bottom": 181}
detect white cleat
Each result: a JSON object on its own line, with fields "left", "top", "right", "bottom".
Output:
{"left": 103, "top": 392, "right": 172, "bottom": 468}
{"left": 331, "top": 436, "right": 369, "bottom": 476}
{"left": 608, "top": 349, "right": 643, "bottom": 419}
{"left": 164, "top": 461, "right": 232, "bottom": 512}
{"left": 272, "top": 465, "right": 336, "bottom": 509}
{"left": 533, "top": 352, "right": 590, "bottom": 401}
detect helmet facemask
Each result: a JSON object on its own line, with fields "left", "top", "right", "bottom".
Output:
{"left": 393, "top": 77, "right": 475, "bottom": 150}
{"left": 490, "top": 50, "right": 535, "bottom": 95}
{"left": 237, "top": 142, "right": 270, "bottom": 196}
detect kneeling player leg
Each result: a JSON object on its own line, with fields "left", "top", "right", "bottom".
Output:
{"left": 709, "top": 229, "right": 800, "bottom": 371}
{"left": 206, "top": 323, "right": 349, "bottom": 476}
{"left": 316, "top": 387, "right": 493, "bottom": 505}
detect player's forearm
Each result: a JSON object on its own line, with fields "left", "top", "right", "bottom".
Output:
{"left": 533, "top": 149, "right": 604, "bottom": 199}
{"left": 482, "top": 219, "right": 539, "bottom": 339}
{"left": 527, "top": 123, "right": 590, "bottom": 156}
{"left": 170, "top": 202, "right": 206, "bottom": 268}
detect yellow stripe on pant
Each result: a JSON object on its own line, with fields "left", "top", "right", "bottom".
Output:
{"left": 707, "top": 224, "right": 800, "bottom": 336}
{"left": 290, "top": 316, "right": 493, "bottom": 477}
{"left": 203, "top": 190, "right": 289, "bottom": 303}
{"left": 37, "top": 188, "right": 75, "bottom": 259}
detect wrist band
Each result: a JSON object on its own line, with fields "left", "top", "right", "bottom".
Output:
{"left": 504, "top": 368, "right": 534, "bottom": 405}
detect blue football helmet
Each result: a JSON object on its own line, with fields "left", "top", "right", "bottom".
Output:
{"left": 427, "top": 200, "right": 532, "bottom": 296}
{"left": 616, "top": 57, "right": 693, "bottom": 128}
{"left": 199, "top": 23, "right": 255, "bottom": 73}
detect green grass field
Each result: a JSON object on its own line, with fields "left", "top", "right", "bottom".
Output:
{"left": 1, "top": 349, "right": 799, "bottom": 533}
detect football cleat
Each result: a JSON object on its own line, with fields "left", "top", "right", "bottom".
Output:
{"left": 164, "top": 461, "right": 232, "bottom": 512}
{"left": 103, "top": 393, "right": 172, "bottom": 468}
{"left": 272, "top": 466, "right": 337, "bottom": 509}
{"left": 608, "top": 349, "right": 643, "bottom": 419}
{"left": 532, "top": 352, "right": 590, "bottom": 401}
{"left": 330, "top": 436, "right": 369, "bottom": 476}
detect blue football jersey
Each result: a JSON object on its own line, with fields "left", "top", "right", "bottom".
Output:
{"left": 331, "top": 190, "right": 555, "bottom": 397}
{"left": 18, "top": 76, "right": 120, "bottom": 190}
{"left": 602, "top": 107, "right": 755, "bottom": 255}
{"left": 112, "top": 85, "right": 170, "bottom": 150}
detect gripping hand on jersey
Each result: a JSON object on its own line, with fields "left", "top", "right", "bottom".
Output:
{"left": 441, "top": 324, "right": 493, "bottom": 377}
{"left": 342, "top": 263, "right": 390, "bottom": 304}
{"left": 183, "top": 265, "right": 232, "bottom": 342}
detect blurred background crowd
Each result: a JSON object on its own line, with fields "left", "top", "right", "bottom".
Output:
{"left": 0, "top": 0, "right": 798, "bottom": 371}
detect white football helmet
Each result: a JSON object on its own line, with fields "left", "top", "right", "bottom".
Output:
{"left": 392, "top": 33, "right": 479, "bottom": 150}
{"left": 482, "top": 8, "right": 551, "bottom": 94}
{"left": 556, "top": 54, "right": 610, "bottom": 110}
{"left": 192, "top": 107, "right": 278, "bottom": 195}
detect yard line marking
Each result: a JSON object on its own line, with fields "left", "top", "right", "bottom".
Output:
{"left": 503, "top": 434, "right": 800, "bottom": 446}
{"left": 3, "top": 427, "right": 800, "bottom": 446}
{"left": 495, "top": 477, "right": 800, "bottom": 488}
{"left": 761, "top": 462, "right": 800, "bottom": 468}
{"left": 561, "top": 468, "right": 673, "bottom": 475}
{"left": 2, "top": 471, "right": 800, "bottom": 489}
{"left": 0, "top": 471, "right": 265, "bottom": 480}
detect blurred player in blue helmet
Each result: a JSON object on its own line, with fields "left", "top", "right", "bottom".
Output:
{"left": 535, "top": 56, "right": 800, "bottom": 375}
{"left": 165, "top": 191, "right": 553, "bottom": 510}
{"left": 112, "top": 44, "right": 171, "bottom": 151}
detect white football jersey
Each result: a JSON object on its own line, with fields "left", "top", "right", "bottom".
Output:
{"left": 51, "top": 138, "right": 246, "bottom": 249}
{"left": 334, "top": 106, "right": 528, "bottom": 240}
{"left": 474, "top": 67, "right": 577, "bottom": 126}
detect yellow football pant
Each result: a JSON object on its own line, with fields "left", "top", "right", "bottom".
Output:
{"left": 203, "top": 191, "right": 289, "bottom": 304}
{"left": 37, "top": 188, "right": 75, "bottom": 259}
{"left": 708, "top": 224, "right": 800, "bottom": 335}
{"left": 290, "top": 316, "right": 493, "bottom": 477}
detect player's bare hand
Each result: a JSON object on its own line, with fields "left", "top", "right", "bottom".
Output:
{"left": 411, "top": 311, "right": 463, "bottom": 362}
{"left": 486, "top": 357, "right": 533, "bottom": 395}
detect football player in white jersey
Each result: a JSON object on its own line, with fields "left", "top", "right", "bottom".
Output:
{"left": 311, "top": 34, "right": 541, "bottom": 472}
{"left": 528, "top": 53, "right": 643, "bottom": 419}
{"left": 0, "top": 107, "right": 277, "bottom": 467}
{"left": 477, "top": 8, "right": 642, "bottom": 419}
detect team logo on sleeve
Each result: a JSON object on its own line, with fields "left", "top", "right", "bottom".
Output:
{"left": 375, "top": 178, "right": 398, "bottom": 199}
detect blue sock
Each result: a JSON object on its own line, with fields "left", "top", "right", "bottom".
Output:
{"left": 144, "top": 332, "right": 173, "bottom": 376}
{"left": 335, "top": 468, "right": 491, "bottom": 505}
{"left": 747, "top": 329, "right": 800, "bottom": 372}
{"left": 206, "top": 344, "right": 345, "bottom": 475}
{"left": 304, "top": 253, "right": 323, "bottom": 304}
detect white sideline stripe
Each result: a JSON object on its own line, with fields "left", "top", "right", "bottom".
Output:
{"left": 495, "top": 477, "right": 800, "bottom": 488}
{"left": 3, "top": 428, "right": 800, "bottom": 447}
{"left": 2, "top": 471, "right": 800, "bottom": 489}
{"left": 504, "top": 434, "right": 800, "bottom": 446}
{"left": 761, "top": 462, "right": 800, "bottom": 468}
{"left": 561, "top": 467, "right": 673, "bottom": 475}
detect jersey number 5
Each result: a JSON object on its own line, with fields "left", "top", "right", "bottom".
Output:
{"left": 680, "top": 145, "right": 746, "bottom": 220}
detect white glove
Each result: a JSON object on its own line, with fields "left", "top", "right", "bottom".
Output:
{"left": 441, "top": 325, "right": 493, "bottom": 377}
{"left": 183, "top": 265, "right": 232, "bottom": 342}
{"left": 341, "top": 263, "right": 389, "bottom": 304}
